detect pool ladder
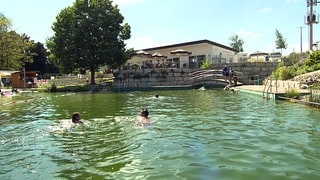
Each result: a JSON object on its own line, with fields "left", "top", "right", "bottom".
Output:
{"left": 263, "top": 78, "right": 277, "bottom": 99}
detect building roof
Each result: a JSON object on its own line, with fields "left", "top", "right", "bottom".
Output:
{"left": 249, "top": 51, "right": 269, "bottom": 57}
{"left": 140, "top": 39, "right": 238, "bottom": 53}
{"left": 0, "top": 70, "right": 20, "bottom": 77}
{"left": 12, "top": 71, "right": 38, "bottom": 76}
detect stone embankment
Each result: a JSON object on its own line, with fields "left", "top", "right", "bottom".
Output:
{"left": 111, "top": 62, "right": 280, "bottom": 90}
{"left": 292, "top": 70, "right": 320, "bottom": 83}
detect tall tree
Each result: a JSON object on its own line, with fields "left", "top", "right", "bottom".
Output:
{"left": 0, "top": 13, "right": 34, "bottom": 70}
{"left": 229, "top": 35, "right": 244, "bottom": 52}
{"left": 24, "top": 42, "right": 51, "bottom": 75}
{"left": 275, "top": 29, "right": 287, "bottom": 54}
{"left": 0, "top": 13, "right": 11, "bottom": 32}
{"left": 49, "top": 0, "right": 131, "bottom": 84}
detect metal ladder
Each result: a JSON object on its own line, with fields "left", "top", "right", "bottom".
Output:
{"left": 263, "top": 78, "right": 272, "bottom": 99}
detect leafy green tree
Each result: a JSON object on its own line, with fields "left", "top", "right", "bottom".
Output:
{"left": 0, "top": 14, "right": 34, "bottom": 70}
{"left": 49, "top": 0, "right": 131, "bottom": 84}
{"left": 0, "top": 13, "right": 11, "bottom": 32}
{"left": 229, "top": 35, "right": 244, "bottom": 52}
{"left": 275, "top": 29, "right": 287, "bottom": 54}
{"left": 0, "top": 32, "right": 34, "bottom": 70}
{"left": 25, "top": 42, "right": 51, "bottom": 75}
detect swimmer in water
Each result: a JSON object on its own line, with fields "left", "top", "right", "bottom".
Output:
{"left": 72, "top": 112, "right": 84, "bottom": 124}
{"left": 139, "top": 109, "right": 149, "bottom": 125}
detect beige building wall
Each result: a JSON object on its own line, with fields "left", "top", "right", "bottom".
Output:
{"left": 126, "top": 40, "right": 238, "bottom": 69}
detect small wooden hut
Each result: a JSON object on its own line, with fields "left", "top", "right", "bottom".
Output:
{"left": 11, "top": 71, "right": 38, "bottom": 88}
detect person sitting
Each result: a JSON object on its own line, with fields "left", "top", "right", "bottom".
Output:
{"left": 72, "top": 112, "right": 84, "bottom": 124}
{"left": 222, "top": 65, "right": 229, "bottom": 82}
{"left": 139, "top": 109, "right": 149, "bottom": 125}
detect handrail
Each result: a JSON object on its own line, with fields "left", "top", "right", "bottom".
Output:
{"left": 189, "top": 69, "right": 243, "bottom": 80}
{"left": 263, "top": 78, "right": 269, "bottom": 98}
{"left": 263, "top": 77, "right": 273, "bottom": 99}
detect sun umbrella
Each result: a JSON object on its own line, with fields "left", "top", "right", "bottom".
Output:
{"left": 170, "top": 48, "right": 192, "bottom": 56}
{"left": 134, "top": 50, "right": 152, "bottom": 58}
{"left": 152, "top": 52, "right": 167, "bottom": 58}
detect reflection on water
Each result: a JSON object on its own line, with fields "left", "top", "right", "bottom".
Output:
{"left": 0, "top": 90, "right": 320, "bottom": 179}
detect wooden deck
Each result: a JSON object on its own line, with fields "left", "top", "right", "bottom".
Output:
{"left": 233, "top": 85, "right": 311, "bottom": 99}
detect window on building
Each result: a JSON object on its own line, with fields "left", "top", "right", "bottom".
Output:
{"left": 189, "top": 55, "right": 205, "bottom": 68}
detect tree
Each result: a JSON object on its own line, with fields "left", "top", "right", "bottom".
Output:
{"left": 0, "top": 14, "right": 34, "bottom": 70}
{"left": 229, "top": 35, "right": 244, "bottom": 52}
{"left": 275, "top": 29, "right": 287, "bottom": 54}
{"left": 0, "top": 13, "right": 12, "bottom": 32}
{"left": 49, "top": 0, "right": 131, "bottom": 84}
{"left": 25, "top": 42, "right": 51, "bottom": 75}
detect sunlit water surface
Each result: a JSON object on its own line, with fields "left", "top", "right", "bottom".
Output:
{"left": 0, "top": 90, "right": 320, "bottom": 179}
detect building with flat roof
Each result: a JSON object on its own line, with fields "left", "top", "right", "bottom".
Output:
{"left": 126, "top": 39, "right": 238, "bottom": 70}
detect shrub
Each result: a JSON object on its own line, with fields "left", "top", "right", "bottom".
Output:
{"left": 303, "top": 50, "right": 320, "bottom": 67}
{"left": 284, "top": 89, "right": 300, "bottom": 99}
{"left": 200, "top": 59, "right": 212, "bottom": 70}
{"left": 160, "top": 69, "right": 168, "bottom": 75}
{"left": 272, "top": 66, "right": 294, "bottom": 80}
{"left": 49, "top": 82, "right": 57, "bottom": 92}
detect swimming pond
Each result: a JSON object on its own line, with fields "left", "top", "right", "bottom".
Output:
{"left": 0, "top": 89, "right": 320, "bottom": 179}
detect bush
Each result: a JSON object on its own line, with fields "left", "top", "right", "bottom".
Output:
{"left": 273, "top": 66, "right": 293, "bottom": 80}
{"left": 284, "top": 89, "right": 300, "bottom": 99}
{"left": 303, "top": 50, "right": 320, "bottom": 67}
{"left": 200, "top": 59, "right": 212, "bottom": 70}
{"left": 160, "top": 69, "right": 168, "bottom": 75}
{"left": 49, "top": 83, "right": 57, "bottom": 92}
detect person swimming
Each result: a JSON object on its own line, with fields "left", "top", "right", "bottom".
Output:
{"left": 72, "top": 112, "right": 84, "bottom": 124}
{"left": 139, "top": 109, "right": 150, "bottom": 125}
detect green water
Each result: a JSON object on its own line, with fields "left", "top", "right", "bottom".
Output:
{"left": 0, "top": 90, "right": 320, "bottom": 179}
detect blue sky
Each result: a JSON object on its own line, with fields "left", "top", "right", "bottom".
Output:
{"left": 1, "top": 0, "right": 319, "bottom": 55}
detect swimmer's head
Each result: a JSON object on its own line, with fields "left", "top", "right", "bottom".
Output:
{"left": 72, "top": 112, "right": 81, "bottom": 123}
{"left": 140, "top": 109, "right": 149, "bottom": 118}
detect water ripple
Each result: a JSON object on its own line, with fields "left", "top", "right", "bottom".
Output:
{"left": 0, "top": 91, "right": 320, "bottom": 179}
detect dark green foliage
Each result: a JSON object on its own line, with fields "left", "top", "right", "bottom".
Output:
{"left": 284, "top": 89, "right": 300, "bottom": 99}
{"left": 303, "top": 50, "right": 320, "bottom": 67}
{"left": 272, "top": 51, "right": 320, "bottom": 80}
{"left": 0, "top": 14, "right": 35, "bottom": 70}
{"left": 24, "top": 42, "right": 58, "bottom": 75}
{"left": 229, "top": 35, "right": 244, "bottom": 52}
{"left": 275, "top": 29, "right": 287, "bottom": 52}
{"left": 48, "top": 0, "right": 131, "bottom": 84}
{"left": 49, "top": 83, "right": 57, "bottom": 92}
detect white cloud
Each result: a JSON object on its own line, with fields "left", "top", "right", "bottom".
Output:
{"left": 237, "top": 29, "right": 262, "bottom": 38}
{"left": 259, "top": 7, "right": 273, "bottom": 13}
{"left": 112, "top": 0, "right": 144, "bottom": 5}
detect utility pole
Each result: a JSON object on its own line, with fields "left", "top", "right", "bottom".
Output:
{"left": 298, "top": 26, "right": 305, "bottom": 53}
{"left": 306, "top": 0, "right": 319, "bottom": 51}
